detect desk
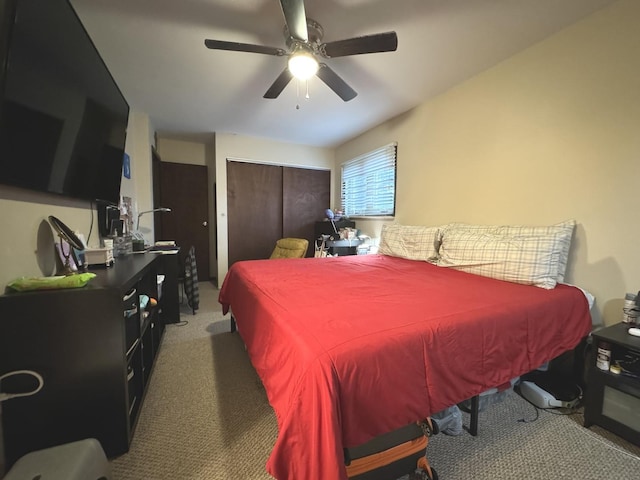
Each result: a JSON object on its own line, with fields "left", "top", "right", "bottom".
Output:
{"left": 154, "top": 251, "right": 180, "bottom": 324}
{"left": 315, "top": 221, "right": 359, "bottom": 256}
{"left": 326, "top": 239, "right": 363, "bottom": 256}
{"left": 314, "top": 220, "right": 356, "bottom": 239}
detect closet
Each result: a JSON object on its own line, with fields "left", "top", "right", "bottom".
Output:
{"left": 227, "top": 160, "right": 330, "bottom": 266}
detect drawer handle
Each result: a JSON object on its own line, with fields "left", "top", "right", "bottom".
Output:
{"left": 126, "top": 338, "right": 140, "bottom": 358}
{"left": 123, "top": 288, "right": 137, "bottom": 302}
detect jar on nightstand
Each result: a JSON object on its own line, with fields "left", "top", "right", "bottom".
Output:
{"left": 596, "top": 341, "right": 611, "bottom": 371}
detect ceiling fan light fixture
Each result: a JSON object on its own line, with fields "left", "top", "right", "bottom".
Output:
{"left": 288, "top": 52, "right": 319, "bottom": 80}
{"left": 204, "top": 2, "right": 398, "bottom": 101}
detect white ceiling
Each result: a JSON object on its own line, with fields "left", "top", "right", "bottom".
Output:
{"left": 69, "top": 0, "right": 615, "bottom": 148}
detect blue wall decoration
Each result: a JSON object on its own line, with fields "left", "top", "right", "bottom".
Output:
{"left": 123, "top": 153, "right": 131, "bottom": 179}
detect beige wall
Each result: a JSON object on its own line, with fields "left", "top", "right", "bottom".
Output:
{"left": 336, "top": 0, "right": 639, "bottom": 326}
{"left": 215, "top": 133, "right": 335, "bottom": 284}
{"left": 125, "top": 111, "right": 155, "bottom": 241}
{"left": 156, "top": 137, "right": 207, "bottom": 166}
{"left": 0, "top": 110, "right": 155, "bottom": 286}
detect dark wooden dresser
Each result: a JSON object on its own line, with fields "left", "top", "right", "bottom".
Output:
{"left": 0, "top": 252, "right": 179, "bottom": 468}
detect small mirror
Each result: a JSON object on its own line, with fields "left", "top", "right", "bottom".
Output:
{"left": 48, "top": 216, "right": 85, "bottom": 275}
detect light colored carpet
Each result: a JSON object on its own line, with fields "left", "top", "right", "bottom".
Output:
{"left": 112, "top": 282, "right": 277, "bottom": 479}
{"left": 111, "top": 281, "right": 640, "bottom": 479}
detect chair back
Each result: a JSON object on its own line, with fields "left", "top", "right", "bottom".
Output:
{"left": 183, "top": 246, "right": 199, "bottom": 313}
{"left": 270, "top": 238, "right": 309, "bottom": 259}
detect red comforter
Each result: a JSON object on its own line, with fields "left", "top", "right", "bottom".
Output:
{"left": 218, "top": 254, "right": 591, "bottom": 480}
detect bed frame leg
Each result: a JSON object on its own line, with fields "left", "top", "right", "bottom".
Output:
{"left": 230, "top": 315, "right": 236, "bottom": 333}
{"left": 468, "top": 395, "right": 479, "bottom": 436}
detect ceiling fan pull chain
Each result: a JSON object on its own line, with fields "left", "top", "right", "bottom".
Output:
{"left": 305, "top": 80, "right": 310, "bottom": 100}
{"left": 296, "top": 79, "right": 300, "bottom": 110}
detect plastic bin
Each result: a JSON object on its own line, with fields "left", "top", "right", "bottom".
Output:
{"left": 4, "top": 438, "right": 111, "bottom": 480}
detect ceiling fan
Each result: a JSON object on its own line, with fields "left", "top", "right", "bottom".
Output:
{"left": 204, "top": 0, "right": 398, "bottom": 102}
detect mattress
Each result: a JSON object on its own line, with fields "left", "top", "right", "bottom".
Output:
{"left": 219, "top": 254, "right": 592, "bottom": 480}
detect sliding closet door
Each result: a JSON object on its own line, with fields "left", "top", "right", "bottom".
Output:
{"left": 227, "top": 161, "right": 283, "bottom": 265}
{"left": 283, "top": 167, "right": 331, "bottom": 257}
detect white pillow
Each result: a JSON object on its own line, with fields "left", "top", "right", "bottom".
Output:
{"left": 437, "top": 230, "right": 562, "bottom": 289}
{"left": 378, "top": 224, "right": 441, "bottom": 262}
{"left": 442, "top": 220, "right": 575, "bottom": 282}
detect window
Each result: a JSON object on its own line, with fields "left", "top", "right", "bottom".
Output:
{"left": 341, "top": 143, "right": 396, "bottom": 217}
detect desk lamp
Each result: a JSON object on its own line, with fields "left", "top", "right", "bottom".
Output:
{"left": 136, "top": 208, "right": 171, "bottom": 231}
{"left": 135, "top": 208, "right": 171, "bottom": 248}
{"left": 324, "top": 208, "right": 338, "bottom": 234}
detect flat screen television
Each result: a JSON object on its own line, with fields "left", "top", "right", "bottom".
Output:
{"left": 0, "top": 0, "right": 129, "bottom": 205}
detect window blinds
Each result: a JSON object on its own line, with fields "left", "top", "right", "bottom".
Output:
{"left": 341, "top": 143, "right": 396, "bottom": 217}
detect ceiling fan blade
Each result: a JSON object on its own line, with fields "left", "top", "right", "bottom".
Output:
{"left": 316, "top": 63, "right": 357, "bottom": 102}
{"left": 279, "top": 0, "right": 308, "bottom": 42}
{"left": 321, "top": 31, "right": 397, "bottom": 58}
{"left": 264, "top": 68, "right": 294, "bottom": 99}
{"left": 204, "top": 39, "right": 285, "bottom": 56}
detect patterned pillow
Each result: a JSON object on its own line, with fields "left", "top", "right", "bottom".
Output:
{"left": 437, "top": 230, "right": 562, "bottom": 289}
{"left": 378, "top": 224, "right": 441, "bottom": 262}
{"left": 442, "top": 220, "right": 575, "bottom": 282}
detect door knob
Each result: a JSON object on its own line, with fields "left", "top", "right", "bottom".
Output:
{"left": 202, "top": 221, "right": 208, "bottom": 227}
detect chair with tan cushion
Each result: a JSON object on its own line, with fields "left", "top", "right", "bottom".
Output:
{"left": 270, "top": 238, "right": 309, "bottom": 259}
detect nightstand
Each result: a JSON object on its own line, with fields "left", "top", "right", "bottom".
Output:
{"left": 584, "top": 322, "right": 640, "bottom": 446}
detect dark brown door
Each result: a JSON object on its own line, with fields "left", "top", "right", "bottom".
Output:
{"left": 227, "top": 161, "right": 283, "bottom": 265}
{"left": 227, "top": 161, "right": 330, "bottom": 265}
{"left": 157, "top": 161, "right": 210, "bottom": 280}
{"left": 283, "top": 167, "right": 330, "bottom": 257}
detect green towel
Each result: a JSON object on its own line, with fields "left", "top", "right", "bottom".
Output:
{"left": 7, "top": 273, "right": 96, "bottom": 292}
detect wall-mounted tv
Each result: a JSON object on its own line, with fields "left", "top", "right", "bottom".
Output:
{"left": 0, "top": 0, "right": 129, "bottom": 205}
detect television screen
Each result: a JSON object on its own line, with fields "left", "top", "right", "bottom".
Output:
{"left": 0, "top": 0, "right": 129, "bottom": 204}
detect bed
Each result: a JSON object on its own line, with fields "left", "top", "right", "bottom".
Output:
{"left": 219, "top": 244, "right": 592, "bottom": 480}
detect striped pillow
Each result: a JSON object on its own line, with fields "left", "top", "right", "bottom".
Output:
{"left": 442, "top": 220, "right": 575, "bottom": 282}
{"left": 378, "top": 224, "right": 441, "bottom": 262}
{"left": 437, "top": 230, "right": 562, "bottom": 289}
